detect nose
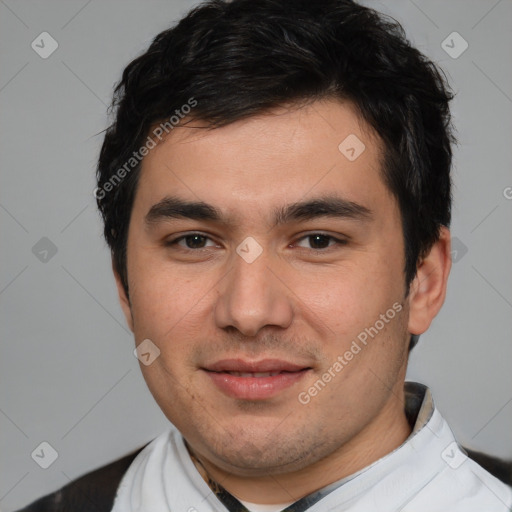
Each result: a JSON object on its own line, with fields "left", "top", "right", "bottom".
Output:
{"left": 214, "top": 246, "right": 294, "bottom": 337}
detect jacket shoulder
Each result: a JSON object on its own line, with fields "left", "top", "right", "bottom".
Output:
{"left": 465, "top": 447, "right": 512, "bottom": 486}
{"left": 15, "top": 445, "right": 146, "bottom": 512}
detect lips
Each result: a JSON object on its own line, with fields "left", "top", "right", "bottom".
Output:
{"left": 204, "top": 358, "right": 308, "bottom": 373}
{"left": 202, "top": 359, "right": 311, "bottom": 400}
{"left": 224, "top": 371, "right": 282, "bottom": 377}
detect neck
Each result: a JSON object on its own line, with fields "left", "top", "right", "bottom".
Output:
{"left": 188, "top": 384, "right": 412, "bottom": 505}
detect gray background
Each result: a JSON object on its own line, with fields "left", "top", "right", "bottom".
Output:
{"left": 1, "top": 0, "right": 511, "bottom": 509}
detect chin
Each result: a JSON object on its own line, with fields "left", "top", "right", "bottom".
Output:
{"left": 190, "top": 419, "right": 327, "bottom": 475}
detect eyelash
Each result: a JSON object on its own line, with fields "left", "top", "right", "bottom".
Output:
{"left": 165, "top": 232, "right": 348, "bottom": 252}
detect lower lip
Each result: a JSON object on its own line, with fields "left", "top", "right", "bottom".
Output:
{"left": 204, "top": 370, "right": 310, "bottom": 400}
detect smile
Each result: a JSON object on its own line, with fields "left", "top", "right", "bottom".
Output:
{"left": 202, "top": 359, "right": 312, "bottom": 400}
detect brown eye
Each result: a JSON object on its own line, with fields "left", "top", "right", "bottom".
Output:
{"left": 308, "top": 234, "right": 332, "bottom": 249}
{"left": 182, "top": 234, "right": 208, "bottom": 249}
{"left": 296, "top": 234, "right": 343, "bottom": 250}
{"left": 168, "top": 233, "right": 217, "bottom": 250}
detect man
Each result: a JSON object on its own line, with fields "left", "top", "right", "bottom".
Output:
{"left": 18, "top": 0, "right": 512, "bottom": 510}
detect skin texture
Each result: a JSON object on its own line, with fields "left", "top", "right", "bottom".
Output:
{"left": 115, "top": 99, "right": 452, "bottom": 504}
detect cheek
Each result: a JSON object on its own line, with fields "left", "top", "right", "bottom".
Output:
{"left": 127, "top": 255, "right": 211, "bottom": 341}
{"left": 290, "top": 261, "right": 400, "bottom": 341}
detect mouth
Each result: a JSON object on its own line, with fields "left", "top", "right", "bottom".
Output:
{"left": 202, "top": 359, "right": 312, "bottom": 400}
{"left": 220, "top": 371, "right": 286, "bottom": 377}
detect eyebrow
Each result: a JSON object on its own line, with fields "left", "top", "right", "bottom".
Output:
{"left": 145, "top": 195, "right": 372, "bottom": 228}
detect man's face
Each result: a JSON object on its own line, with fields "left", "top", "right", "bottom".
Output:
{"left": 119, "top": 99, "right": 413, "bottom": 476}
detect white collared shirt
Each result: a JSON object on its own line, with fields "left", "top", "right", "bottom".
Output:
{"left": 112, "top": 382, "right": 512, "bottom": 511}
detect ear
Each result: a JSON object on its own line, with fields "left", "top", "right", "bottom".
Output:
{"left": 112, "top": 258, "right": 134, "bottom": 332}
{"left": 407, "top": 227, "right": 452, "bottom": 336}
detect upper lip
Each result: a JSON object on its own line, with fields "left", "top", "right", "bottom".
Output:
{"left": 203, "top": 358, "right": 310, "bottom": 373}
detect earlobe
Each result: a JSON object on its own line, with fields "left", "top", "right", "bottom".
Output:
{"left": 112, "top": 258, "right": 134, "bottom": 332}
{"left": 407, "top": 227, "right": 452, "bottom": 336}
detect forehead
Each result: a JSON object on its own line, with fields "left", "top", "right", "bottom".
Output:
{"left": 135, "top": 99, "right": 391, "bottom": 221}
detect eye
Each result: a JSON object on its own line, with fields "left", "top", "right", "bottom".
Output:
{"left": 170, "top": 233, "right": 217, "bottom": 249}
{"left": 295, "top": 233, "right": 345, "bottom": 250}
